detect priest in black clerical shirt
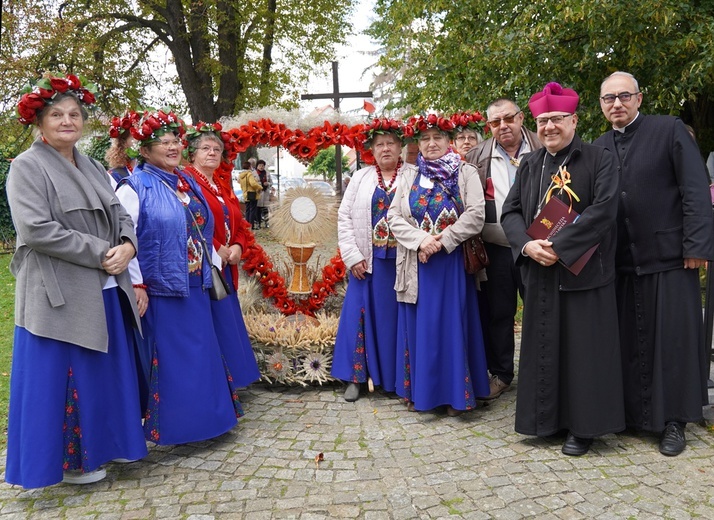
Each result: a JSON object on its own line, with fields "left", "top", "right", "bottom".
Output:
{"left": 501, "top": 82, "right": 624, "bottom": 456}
{"left": 594, "top": 71, "right": 714, "bottom": 457}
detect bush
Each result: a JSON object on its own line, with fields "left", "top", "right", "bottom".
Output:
{"left": 83, "top": 134, "right": 110, "bottom": 168}
{"left": 0, "top": 156, "right": 15, "bottom": 247}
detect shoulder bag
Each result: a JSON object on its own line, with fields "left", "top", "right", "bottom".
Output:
{"left": 434, "top": 176, "right": 490, "bottom": 274}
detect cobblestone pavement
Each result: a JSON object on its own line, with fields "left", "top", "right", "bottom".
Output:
{"left": 2, "top": 378, "right": 714, "bottom": 519}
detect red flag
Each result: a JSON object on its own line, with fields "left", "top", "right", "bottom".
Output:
{"left": 363, "top": 98, "right": 376, "bottom": 114}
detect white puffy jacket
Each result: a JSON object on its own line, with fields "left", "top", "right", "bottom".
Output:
{"left": 338, "top": 163, "right": 416, "bottom": 272}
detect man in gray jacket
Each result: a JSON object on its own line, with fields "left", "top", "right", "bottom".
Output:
{"left": 465, "top": 98, "right": 541, "bottom": 399}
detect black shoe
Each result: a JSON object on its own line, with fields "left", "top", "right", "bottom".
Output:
{"left": 659, "top": 422, "right": 686, "bottom": 456}
{"left": 562, "top": 432, "right": 593, "bottom": 456}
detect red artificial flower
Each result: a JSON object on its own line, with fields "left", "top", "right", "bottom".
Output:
{"left": 361, "top": 149, "right": 375, "bottom": 165}
{"left": 277, "top": 298, "right": 297, "bottom": 315}
{"left": 231, "top": 131, "right": 253, "bottom": 151}
{"left": 78, "top": 89, "right": 96, "bottom": 104}
{"left": 322, "top": 265, "right": 338, "bottom": 285}
{"left": 23, "top": 93, "right": 45, "bottom": 109}
{"left": 147, "top": 116, "right": 162, "bottom": 130}
{"left": 50, "top": 77, "right": 69, "bottom": 93}
{"left": 17, "top": 104, "right": 35, "bottom": 121}
{"left": 66, "top": 74, "right": 81, "bottom": 90}
{"left": 140, "top": 122, "right": 153, "bottom": 136}
{"left": 297, "top": 140, "right": 317, "bottom": 158}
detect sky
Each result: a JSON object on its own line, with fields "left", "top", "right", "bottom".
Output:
{"left": 298, "top": 0, "right": 380, "bottom": 118}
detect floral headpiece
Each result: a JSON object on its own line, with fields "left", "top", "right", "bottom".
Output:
{"left": 403, "top": 114, "right": 456, "bottom": 141}
{"left": 450, "top": 111, "right": 487, "bottom": 133}
{"left": 360, "top": 118, "right": 404, "bottom": 149}
{"left": 183, "top": 121, "right": 239, "bottom": 163}
{"left": 16, "top": 73, "right": 98, "bottom": 125}
{"left": 108, "top": 110, "right": 141, "bottom": 139}
{"left": 130, "top": 108, "right": 186, "bottom": 145}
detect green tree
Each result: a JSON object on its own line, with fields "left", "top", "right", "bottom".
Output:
{"left": 1, "top": 0, "right": 354, "bottom": 123}
{"left": 306, "top": 146, "right": 350, "bottom": 182}
{"left": 368, "top": 0, "right": 714, "bottom": 149}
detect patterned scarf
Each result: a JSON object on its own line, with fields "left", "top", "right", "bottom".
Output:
{"left": 416, "top": 148, "right": 462, "bottom": 191}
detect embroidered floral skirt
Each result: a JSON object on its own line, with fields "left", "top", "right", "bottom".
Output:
{"left": 331, "top": 257, "right": 398, "bottom": 392}
{"left": 395, "top": 248, "right": 490, "bottom": 411}
{"left": 210, "top": 268, "right": 260, "bottom": 390}
{"left": 141, "top": 286, "right": 237, "bottom": 446}
{"left": 5, "top": 288, "right": 148, "bottom": 489}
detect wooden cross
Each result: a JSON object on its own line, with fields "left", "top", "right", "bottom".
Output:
{"left": 301, "top": 61, "right": 373, "bottom": 196}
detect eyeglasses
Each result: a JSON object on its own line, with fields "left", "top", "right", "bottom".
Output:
{"left": 600, "top": 92, "right": 639, "bottom": 105}
{"left": 153, "top": 138, "right": 182, "bottom": 148}
{"left": 454, "top": 135, "right": 479, "bottom": 143}
{"left": 487, "top": 111, "right": 521, "bottom": 128}
{"left": 535, "top": 114, "right": 573, "bottom": 126}
{"left": 197, "top": 145, "right": 223, "bottom": 154}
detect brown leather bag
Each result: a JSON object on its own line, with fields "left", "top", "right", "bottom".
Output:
{"left": 463, "top": 234, "right": 490, "bottom": 274}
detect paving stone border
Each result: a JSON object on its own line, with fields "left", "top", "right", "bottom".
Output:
{"left": 2, "top": 376, "right": 714, "bottom": 519}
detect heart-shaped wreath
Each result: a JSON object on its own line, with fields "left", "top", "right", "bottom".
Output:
{"left": 200, "top": 112, "right": 487, "bottom": 316}
{"left": 208, "top": 121, "right": 350, "bottom": 317}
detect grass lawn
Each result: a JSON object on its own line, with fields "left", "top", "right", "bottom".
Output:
{"left": 0, "top": 253, "right": 14, "bottom": 451}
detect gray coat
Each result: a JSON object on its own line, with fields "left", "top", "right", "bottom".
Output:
{"left": 7, "top": 139, "right": 140, "bottom": 353}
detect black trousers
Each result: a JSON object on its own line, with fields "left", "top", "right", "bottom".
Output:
{"left": 477, "top": 242, "right": 523, "bottom": 385}
{"left": 245, "top": 199, "right": 259, "bottom": 227}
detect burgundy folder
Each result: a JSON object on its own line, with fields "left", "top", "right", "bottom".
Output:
{"left": 526, "top": 197, "right": 598, "bottom": 275}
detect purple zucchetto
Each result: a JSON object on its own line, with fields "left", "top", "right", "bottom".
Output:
{"left": 528, "top": 82, "right": 579, "bottom": 118}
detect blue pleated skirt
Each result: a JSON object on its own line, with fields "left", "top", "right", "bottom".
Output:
{"left": 5, "top": 288, "right": 148, "bottom": 489}
{"left": 331, "top": 256, "right": 398, "bottom": 392}
{"left": 141, "top": 286, "right": 237, "bottom": 445}
{"left": 395, "top": 248, "right": 490, "bottom": 411}
{"left": 210, "top": 268, "right": 260, "bottom": 389}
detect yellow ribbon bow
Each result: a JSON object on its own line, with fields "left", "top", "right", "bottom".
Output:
{"left": 546, "top": 165, "right": 580, "bottom": 212}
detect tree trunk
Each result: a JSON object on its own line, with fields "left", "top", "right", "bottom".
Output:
{"left": 683, "top": 93, "right": 714, "bottom": 160}
{"left": 163, "top": 0, "right": 217, "bottom": 121}
{"left": 258, "top": 0, "right": 277, "bottom": 106}
{"left": 216, "top": 0, "right": 243, "bottom": 116}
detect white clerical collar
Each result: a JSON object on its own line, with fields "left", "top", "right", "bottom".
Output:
{"left": 613, "top": 112, "right": 640, "bottom": 133}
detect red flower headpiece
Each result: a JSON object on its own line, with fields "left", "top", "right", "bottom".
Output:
{"left": 183, "top": 121, "right": 236, "bottom": 158}
{"left": 403, "top": 114, "right": 455, "bottom": 142}
{"left": 16, "top": 73, "right": 99, "bottom": 126}
{"left": 108, "top": 110, "right": 141, "bottom": 139}
{"left": 130, "top": 108, "right": 186, "bottom": 145}
{"left": 360, "top": 118, "right": 404, "bottom": 149}
{"left": 449, "top": 111, "right": 487, "bottom": 133}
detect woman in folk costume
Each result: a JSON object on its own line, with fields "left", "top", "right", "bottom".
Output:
{"left": 183, "top": 122, "right": 260, "bottom": 394}
{"left": 331, "top": 119, "right": 411, "bottom": 402}
{"left": 115, "top": 109, "right": 238, "bottom": 445}
{"left": 388, "top": 114, "right": 490, "bottom": 415}
{"left": 6, "top": 74, "right": 147, "bottom": 487}
{"left": 106, "top": 110, "right": 141, "bottom": 184}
